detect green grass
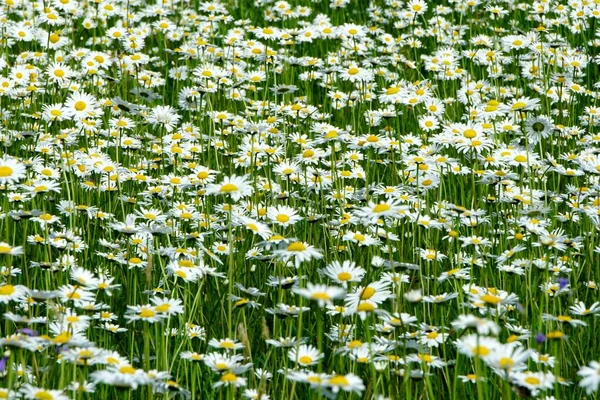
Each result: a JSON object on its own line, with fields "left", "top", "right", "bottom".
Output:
{"left": 1, "top": 0, "right": 600, "bottom": 399}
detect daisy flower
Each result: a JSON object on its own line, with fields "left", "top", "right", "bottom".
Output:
{"left": 0, "top": 242, "right": 24, "bottom": 256}
{"left": 124, "top": 305, "right": 165, "bottom": 323}
{"left": 273, "top": 241, "right": 323, "bottom": 267}
{"left": 0, "top": 284, "right": 28, "bottom": 303}
{"left": 288, "top": 344, "right": 323, "bottom": 366}
{"left": 292, "top": 283, "right": 345, "bottom": 307}
{"left": 325, "top": 373, "right": 365, "bottom": 395}
{"left": 208, "top": 338, "right": 245, "bottom": 351}
{"left": 267, "top": 205, "right": 302, "bottom": 227}
{"left": 339, "top": 64, "right": 373, "bottom": 83}
{"left": 64, "top": 91, "right": 101, "bottom": 120}
{"left": 320, "top": 260, "right": 365, "bottom": 288}
{"left": 90, "top": 365, "right": 151, "bottom": 390}
{"left": 510, "top": 371, "right": 555, "bottom": 395}
{"left": 455, "top": 334, "right": 500, "bottom": 359}
{"left": 0, "top": 157, "right": 26, "bottom": 184}
{"left": 146, "top": 105, "right": 181, "bottom": 133}
{"left": 345, "top": 281, "right": 392, "bottom": 309}
{"left": 205, "top": 175, "right": 254, "bottom": 201}
{"left": 578, "top": 361, "right": 600, "bottom": 394}
{"left": 213, "top": 369, "right": 249, "bottom": 389}
{"left": 19, "top": 385, "right": 69, "bottom": 400}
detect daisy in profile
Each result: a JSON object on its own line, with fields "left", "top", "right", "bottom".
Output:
{"left": 236, "top": 216, "right": 272, "bottom": 240}
{"left": 0, "top": 242, "right": 24, "bottom": 256}
{"left": 287, "top": 370, "right": 329, "bottom": 389}
{"left": 124, "top": 304, "right": 165, "bottom": 324}
{"left": 90, "top": 365, "right": 151, "bottom": 390}
{"left": 273, "top": 241, "right": 323, "bottom": 267}
{"left": 205, "top": 175, "right": 254, "bottom": 201}
{"left": 203, "top": 352, "right": 244, "bottom": 372}
{"left": 0, "top": 156, "right": 26, "bottom": 184}
{"left": 569, "top": 301, "right": 600, "bottom": 316}
{"left": 19, "top": 385, "right": 69, "bottom": 400}
{"left": 208, "top": 338, "right": 245, "bottom": 352}
{"left": 578, "top": 360, "right": 600, "bottom": 394}
{"left": 325, "top": 373, "right": 365, "bottom": 395}
{"left": 293, "top": 283, "right": 345, "bottom": 307}
{"left": 510, "top": 371, "right": 555, "bottom": 396}
{"left": 455, "top": 334, "right": 500, "bottom": 359}
{"left": 354, "top": 200, "right": 405, "bottom": 223}
{"left": 503, "top": 96, "right": 541, "bottom": 113}
{"left": 451, "top": 315, "right": 500, "bottom": 335}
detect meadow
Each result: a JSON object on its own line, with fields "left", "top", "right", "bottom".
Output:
{"left": 1, "top": 0, "right": 600, "bottom": 398}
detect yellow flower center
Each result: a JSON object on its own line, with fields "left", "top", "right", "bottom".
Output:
{"left": 480, "top": 294, "right": 502, "bottom": 304}
{"left": 360, "top": 287, "right": 376, "bottom": 300}
{"left": 276, "top": 214, "right": 290, "bottom": 223}
{"left": 0, "top": 285, "right": 15, "bottom": 295}
{"left": 420, "top": 354, "right": 433, "bottom": 363}
{"left": 0, "top": 166, "right": 14, "bottom": 177}
{"left": 215, "top": 363, "right": 228, "bottom": 370}
{"left": 353, "top": 234, "right": 365, "bottom": 241}
{"left": 139, "top": 308, "right": 155, "bottom": 318}
{"left": 287, "top": 242, "right": 306, "bottom": 252}
{"left": 74, "top": 101, "right": 87, "bottom": 111}
{"left": 427, "top": 332, "right": 439, "bottom": 339}
{"left": 220, "top": 183, "right": 238, "bottom": 192}
{"left": 40, "top": 213, "right": 53, "bottom": 221}
{"left": 463, "top": 129, "right": 477, "bottom": 138}
{"left": 357, "top": 302, "right": 375, "bottom": 312}
{"left": 34, "top": 391, "right": 54, "bottom": 400}
{"left": 155, "top": 304, "right": 171, "bottom": 312}
{"left": 299, "top": 356, "right": 313, "bottom": 364}
{"left": 524, "top": 377, "right": 540, "bottom": 385}
{"left": 514, "top": 155, "right": 527, "bottom": 163}
{"left": 337, "top": 272, "right": 352, "bottom": 281}
{"left": 472, "top": 345, "right": 490, "bottom": 356}
{"left": 120, "top": 366, "right": 136, "bottom": 374}
{"left": 311, "top": 292, "right": 331, "bottom": 301}
{"left": 221, "top": 373, "right": 237, "bottom": 382}
{"left": 328, "top": 375, "right": 349, "bottom": 386}
{"left": 499, "top": 357, "right": 514, "bottom": 368}
{"left": 511, "top": 101, "right": 526, "bottom": 110}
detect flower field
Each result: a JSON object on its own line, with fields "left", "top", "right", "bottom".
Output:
{"left": 2, "top": 0, "right": 600, "bottom": 398}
